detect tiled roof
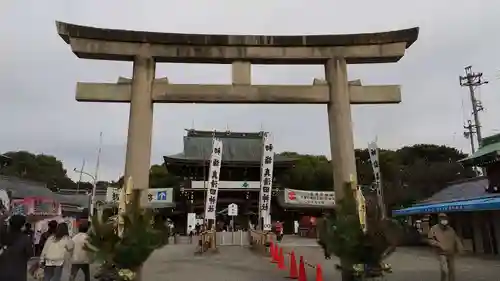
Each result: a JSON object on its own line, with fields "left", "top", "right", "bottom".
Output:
{"left": 0, "top": 176, "right": 58, "bottom": 200}
{"left": 460, "top": 134, "right": 500, "bottom": 166}
{"left": 0, "top": 176, "right": 105, "bottom": 208}
{"left": 164, "top": 129, "right": 295, "bottom": 163}
{"left": 57, "top": 193, "right": 106, "bottom": 207}
{"left": 418, "top": 177, "right": 491, "bottom": 204}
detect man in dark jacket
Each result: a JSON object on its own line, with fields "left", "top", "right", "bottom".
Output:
{"left": 0, "top": 215, "right": 34, "bottom": 281}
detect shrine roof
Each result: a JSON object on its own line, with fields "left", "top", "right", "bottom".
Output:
{"left": 56, "top": 21, "right": 418, "bottom": 48}
{"left": 460, "top": 133, "right": 500, "bottom": 166}
{"left": 163, "top": 130, "right": 295, "bottom": 165}
{"left": 417, "top": 176, "right": 489, "bottom": 205}
{"left": 0, "top": 176, "right": 60, "bottom": 201}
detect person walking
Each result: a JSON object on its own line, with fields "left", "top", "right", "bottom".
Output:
{"left": 37, "top": 220, "right": 58, "bottom": 256}
{"left": 275, "top": 221, "right": 284, "bottom": 242}
{"left": 40, "top": 223, "right": 74, "bottom": 281}
{"left": 428, "top": 213, "right": 464, "bottom": 281}
{"left": 69, "top": 221, "right": 91, "bottom": 281}
{"left": 0, "top": 214, "right": 34, "bottom": 281}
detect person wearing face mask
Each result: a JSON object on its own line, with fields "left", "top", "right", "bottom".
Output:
{"left": 428, "top": 213, "right": 464, "bottom": 281}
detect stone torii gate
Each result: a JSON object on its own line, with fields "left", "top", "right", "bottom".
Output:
{"left": 56, "top": 22, "right": 418, "bottom": 206}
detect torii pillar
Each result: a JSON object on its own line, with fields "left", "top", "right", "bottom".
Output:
{"left": 56, "top": 21, "right": 418, "bottom": 215}
{"left": 124, "top": 56, "right": 155, "bottom": 205}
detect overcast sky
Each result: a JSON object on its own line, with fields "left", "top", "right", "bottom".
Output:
{"left": 1, "top": 0, "right": 499, "bottom": 182}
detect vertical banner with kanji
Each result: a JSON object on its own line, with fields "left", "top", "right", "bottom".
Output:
{"left": 204, "top": 138, "right": 223, "bottom": 220}
{"left": 259, "top": 132, "right": 274, "bottom": 219}
{"left": 368, "top": 140, "right": 386, "bottom": 218}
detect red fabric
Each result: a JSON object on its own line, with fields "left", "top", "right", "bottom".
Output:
{"left": 275, "top": 222, "right": 283, "bottom": 232}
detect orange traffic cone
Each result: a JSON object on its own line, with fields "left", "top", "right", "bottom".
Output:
{"left": 288, "top": 251, "right": 298, "bottom": 279}
{"left": 269, "top": 241, "right": 275, "bottom": 258}
{"left": 298, "top": 256, "right": 307, "bottom": 281}
{"left": 315, "top": 264, "right": 323, "bottom": 281}
{"left": 272, "top": 244, "right": 279, "bottom": 263}
{"left": 277, "top": 247, "right": 286, "bottom": 270}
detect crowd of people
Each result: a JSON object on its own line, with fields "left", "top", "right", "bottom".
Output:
{"left": 0, "top": 215, "right": 91, "bottom": 281}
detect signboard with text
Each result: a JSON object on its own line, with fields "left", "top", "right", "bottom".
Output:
{"left": 107, "top": 187, "right": 173, "bottom": 203}
{"left": 228, "top": 203, "right": 238, "bottom": 216}
{"left": 190, "top": 181, "right": 259, "bottom": 189}
{"left": 284, "top": 188, "right": 335, "bottom": 207}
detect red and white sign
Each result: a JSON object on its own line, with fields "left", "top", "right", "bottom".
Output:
{"left": 284, "top": 189, "right": 335, "bottom": 207}
{"left": 11, "top": 197, "right": 61, "bottom": 217}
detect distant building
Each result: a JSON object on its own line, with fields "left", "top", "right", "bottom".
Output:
{"left": 0, "top": 175, "right": 104, "bottom": 218}
{"left": 163, "top": 129, "right": 334, "bottom": 234}
{"left": 394, "top": 133, "right": 500, "bottom": 256}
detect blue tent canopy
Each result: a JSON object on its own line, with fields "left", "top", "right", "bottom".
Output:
{"left": 392, "top": 196, "right": 500, "bottom": 216}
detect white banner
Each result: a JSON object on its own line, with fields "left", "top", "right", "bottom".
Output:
{"left": 263, "top": 213, "right": 272, "bottom": 231}
{"left": 0, "top": 189, "right": 10, "bottom": 215}
{"left": 204, "top": 138, "right": 223, "bottom": 220}
{"left": 259, "top": 132, "right": 274, "bottom": 218}
{"left": 367, "top": 141, "right": 381, "bottom": 186}
{"left": 106, "top": 187, "right": 120, "bottom": 203}
{"left": 187, "top": 213, "right": 196, "bottom": 234}
{"left": 284, "top": 188, "right": 335, "bottom": 206}
{"left": 368, "top": 140, "right": 386, "bottom": 217}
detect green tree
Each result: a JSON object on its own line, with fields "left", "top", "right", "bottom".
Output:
{"left": 279, "top": 144, "right": 475, "bottom": 211}
{"left": 0, "top": 151, "right": 76, "bottom": 191}
{"left": 277, "top": 152, "right": 332, "bottom": 191}
{"left": 149, "top": 164, "right": 180, "bottom": 189}
{"left": 115, "top": 164, "right": 180, "bottom": 189}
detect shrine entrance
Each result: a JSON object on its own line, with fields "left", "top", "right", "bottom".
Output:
{"left": 55, "top": 21, "right": 419, "bottom": 210}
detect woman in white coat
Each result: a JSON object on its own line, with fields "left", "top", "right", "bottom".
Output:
{"left": 40, "top": 223, "right": 73, "bottom": 281}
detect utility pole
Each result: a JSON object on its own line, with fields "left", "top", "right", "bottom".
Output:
{"left": 463, "top": 120, "right": 476, "bottom": 154}
{"left": 76, "top": 159, "right": 85, "bottom": 194}
{"left": 460, "top": 66, "right": 488, "bottom": 148}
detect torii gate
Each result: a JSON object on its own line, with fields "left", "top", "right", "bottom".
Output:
{"left": 56, "top": 22, "right": 418, "bottom": 206}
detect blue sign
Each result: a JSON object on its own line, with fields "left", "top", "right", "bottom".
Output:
{"left": 156, "top": 191, "right": 168, "bottom": 201}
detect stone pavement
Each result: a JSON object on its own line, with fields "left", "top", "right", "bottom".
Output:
{"left": 27, "top": 235, "right": 500, "bottom": 281}
{"left": 142, "top": 244, "right": 284, "bottom": 281}
{"left": 28, "top": 243, "right": 285, "bottom": 281}
{"left": 278, "top": 235, "right": 500, "bottom": 281}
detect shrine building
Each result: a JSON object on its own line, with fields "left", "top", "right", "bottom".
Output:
{"left": 163, "top": 129, "right": 334, "bottom": 234}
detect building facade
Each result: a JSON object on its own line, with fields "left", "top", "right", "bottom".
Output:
{"left": 394, "top": 133, "right": 500, "bottom": 255}
{"left": 163, "top": 129, "right": 335, "bottom": 234}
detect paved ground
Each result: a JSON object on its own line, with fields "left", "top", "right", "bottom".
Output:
{"left": 28, "top": 235, "right": 283, "bottom": 281}
{"left": 142, "top": 244, "right": 284, "bottom": 281}
{"left": 27, "top": 235, "right": 500, "bottom": 281}
{"left": 278, "top": 235, "right": 500, "bottom": 281}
